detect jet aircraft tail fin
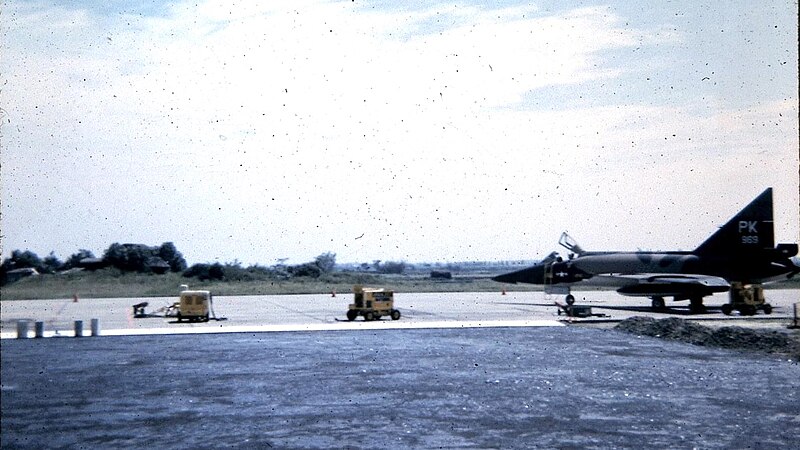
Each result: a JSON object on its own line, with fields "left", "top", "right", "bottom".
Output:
{"left": 693, "top": 188, "right": 774, "bottom": 256}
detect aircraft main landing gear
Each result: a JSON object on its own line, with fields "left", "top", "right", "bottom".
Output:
{"left": 650, "top": 296, "right": 666, "bottom": 311}
{"left": 689, "top": 296, "right": 707, "bottom": 314}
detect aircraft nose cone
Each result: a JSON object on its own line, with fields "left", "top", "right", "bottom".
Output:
{"left": 491, "top": 273, "right": 516, "bottom": 283}
{"left": 492, "top": 264, "right": 546, "bottom": 284}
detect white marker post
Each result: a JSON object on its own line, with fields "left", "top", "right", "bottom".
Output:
{"left": 91, "top": 318, "right": 100, "bottom": 337}
{"left": 16, "top": 321, "right": 28, "bottom": 339}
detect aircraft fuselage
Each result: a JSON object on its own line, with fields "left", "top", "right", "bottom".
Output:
{"left": 546, "top": 251, "right": 795, "bottom": 297}
{"left": 492, "top": 188, "right": 799, "bottom": 307}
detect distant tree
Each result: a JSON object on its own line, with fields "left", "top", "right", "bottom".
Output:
{"left": 103, "top": 243, "right": 151, "bottom": 272}
{"left": 208, "top": 263, "right": 225, "bottom": 280}
{"left": 5, "top": 250, "right": 45, "bottom": 272}
{"left": 375, "top": 261, "right": 406, "bottom": 274}
{"left": 378, "top": 261, "right": 406, "bottom": 274}
{"left": 314, "top": 252, "right": 337, "bottom": 273}
{"left": 250, "top": 264, "right": 277, "bottom": 280}
{"left": 103, "top": 242, "right": 187, "bottom": 273}
{"left": 287, "top": 262, "right": 322, "bottom": 278}
{"left": 183, "top": 263, "right": 210, "bottom": 280}
{"left": 158, "top": 242, "right": 187, "bottom": 272}
{"left": 64, "top": 249, "right": 96, "bottom": 270}
{"left": 42, "top": 251, "right": 63, "bottom": 273}
{"left": 183, "top": 262, "right": 225, "bottom": 280}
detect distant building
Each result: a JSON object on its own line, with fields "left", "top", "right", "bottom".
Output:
{"left": 430, "top": 270, "right": 452, "bottom": 279}
{"left": 6, "top": 267, "right": 39, "bottom": 283}
{"left": 78, "top": 257, "right": 105, "bottom": 271}
{"left": 146, "top": 257, "right": 171, "bottom": 274}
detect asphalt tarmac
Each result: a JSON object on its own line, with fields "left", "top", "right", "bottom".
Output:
{"left": 3, "top": 326, "right": 799, "bottom": 449}
{"left": 2, "top": 290, "right": 799, "bottom": 449}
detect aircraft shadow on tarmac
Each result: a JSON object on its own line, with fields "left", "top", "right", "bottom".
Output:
{"left": 517, "top": 302, "right": 725, "bottom": 316}
{"left": 589, "top": 305, "right": 721, "bottom": 316}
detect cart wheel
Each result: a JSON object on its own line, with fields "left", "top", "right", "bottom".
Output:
{"left": 391, "top": 310, "right": 401, "bottom": 320}
{"left": 364, "top": 312, "right": 375, "bottom": 321}
{"left": 741, "top": 305, "right": 757, "bottom": 316}
{"left": 721, "top": 304, "right": 733, "bottom": 315}
{"left": 565, "top": 294, "right": 575, "bottom": 305}
{"left": 347, "top": 310, "right": 358, "bottom": 321}
{"left": 762, "top": 304, "right": 773, "bottom": 315}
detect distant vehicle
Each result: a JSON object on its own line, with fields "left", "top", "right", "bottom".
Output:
{"left": 724, "top": 282, "right": 772, "bottom": 316}
{"left": 430, "top": 270, "right": 452, "bottom": 279}
{"left": 347, "top": 285, "right": 401, "bottom": 321}
{"left": 492, "top": 188, "right": 799, "bottom": 314}
{"left": 166, "top": 289, "right": 212, "bottom": 322}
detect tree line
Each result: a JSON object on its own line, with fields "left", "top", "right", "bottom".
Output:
{"left": 1, "top": 242, "right": 187, "bottom": 284}
{"left": 0, "top": 243, "right": 342, "bottom": 286}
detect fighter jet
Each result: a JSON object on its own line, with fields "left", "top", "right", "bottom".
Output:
{"left": 492, "top": 188, "right": 799, "bottom": 313}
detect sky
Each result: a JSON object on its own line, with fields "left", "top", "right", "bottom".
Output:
{"left": 1, "top": 0, "right": 798, "bottom": 266}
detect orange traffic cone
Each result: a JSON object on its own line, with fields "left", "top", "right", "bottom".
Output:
{"left": 73, "top": 293, "right": 79, "bottom": 303}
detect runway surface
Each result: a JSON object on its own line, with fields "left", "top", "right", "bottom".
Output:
{"left": 2, "top": 289, "right": 798, "bottom": 338}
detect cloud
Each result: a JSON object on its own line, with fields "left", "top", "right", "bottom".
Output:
{"left": 1, "top": 1, "right": 797, "bottom": 264}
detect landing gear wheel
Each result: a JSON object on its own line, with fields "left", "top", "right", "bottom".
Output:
{"left": 721, "top": 304, "right": 733, "bottom": 315}
{"left": 651, "top": 297, "right": 666, "bottom": 311}
{"left": 390, "top": 310, "right": 401, "bottom": 320}
{"left": 565, "top": 294, "right": 575, "bottom": 305}
{"left": 762, "top": 304, "right": 773, "bottom": 315}
{"left": 689, "top": 297, "right": 706, "bottom": 314}
{"left": 347, "top": 310, "right": 358, "bottom": 321}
